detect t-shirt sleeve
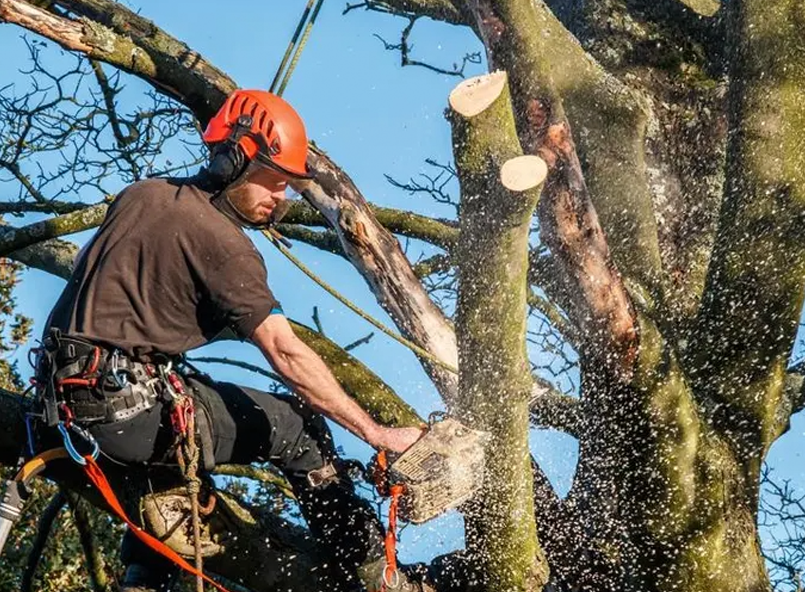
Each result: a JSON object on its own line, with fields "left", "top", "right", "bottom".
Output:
{"left": 205, "top": 249, "right": 283, "bottom": 339}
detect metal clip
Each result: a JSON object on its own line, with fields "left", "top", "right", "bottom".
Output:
{"left": 57, "top": 422, "right": 99, "bottom": 466}
{"left": 110, "top": 350, "right": 129, "bottom": 389}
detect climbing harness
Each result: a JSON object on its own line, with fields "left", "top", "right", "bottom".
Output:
{"left": 22, "top": 329, "right": 222, "bottom": 592}
{"left": 369, "top": 416, "right": 490, "bottom": 590}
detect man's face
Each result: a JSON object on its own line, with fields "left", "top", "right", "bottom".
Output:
{"left": 225, "top": 162, "right": 294, "bottom": 225}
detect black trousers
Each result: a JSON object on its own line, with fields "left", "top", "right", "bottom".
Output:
{"left": 51, "top": 375, "right": 385, "bottom": 591}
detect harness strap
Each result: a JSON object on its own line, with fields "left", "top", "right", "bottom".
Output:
{"left": 81, "top": 456, "right": 232, "bottom": 592}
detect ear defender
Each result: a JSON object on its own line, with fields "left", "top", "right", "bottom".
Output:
{"left": 205, "top": 114, "right": 254, "bottom": 188}
{"left": 207, "top": 143, "right": 246, "bottom": 188}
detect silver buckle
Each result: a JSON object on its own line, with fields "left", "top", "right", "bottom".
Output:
{"left": 306, "top": 462, "right": 338, "bottom": 488}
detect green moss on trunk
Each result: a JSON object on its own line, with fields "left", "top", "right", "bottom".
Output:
{"left": 451, "top": 73, "right": 548, "bottom": 592}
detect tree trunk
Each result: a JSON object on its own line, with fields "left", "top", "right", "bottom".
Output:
{"left": 451, "top": 71, "right": 549, "bottom": 592}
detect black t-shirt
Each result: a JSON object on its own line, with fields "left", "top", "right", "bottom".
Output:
{"left": 47, "top": 177, "right": 281, "bottom": 358}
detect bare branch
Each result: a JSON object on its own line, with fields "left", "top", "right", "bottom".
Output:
{"left": 386, "top": 158, "right": 460, "bottom": 215}
{"left": 373, "top": 17, "right": 481, "bottom": 77}
{"left": 342, "top": 0, "right": 470, "bottom": 26}
{"left": 344, "top": 332, "right": 375, "bottom": 351}
{"left": 529, "top": 381, "right": 581, "bottom": 438}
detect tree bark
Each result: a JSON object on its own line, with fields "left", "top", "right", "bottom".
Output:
{"left": 451, "top": 71, "right": 549, "bottom": 592}
{"left": 305, "top": 149, "right": 460, "bottom": 403}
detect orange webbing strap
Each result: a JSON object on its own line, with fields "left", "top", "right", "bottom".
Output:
{"left": 82, "top": 456, "right": 232, "bottom": 592}
{"left": 383, "top": 484, "right": 405, "bottom": 590}
{"left": 375, "top": 450, "right": 406, "bottom": 591}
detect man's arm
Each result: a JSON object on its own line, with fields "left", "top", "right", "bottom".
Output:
{"left": 251, "top": 314, "right": 424, "bottom": 453}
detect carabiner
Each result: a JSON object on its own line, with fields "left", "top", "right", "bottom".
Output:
{"left": 110, "top": 350, "right": 129, "bottom": 389}
{"left": 57, "top": 422, "right": 100, "bottom": 466}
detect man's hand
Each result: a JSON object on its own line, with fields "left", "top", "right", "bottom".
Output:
{"left": 373, "top": 425, "right": 425, "bottom": 454}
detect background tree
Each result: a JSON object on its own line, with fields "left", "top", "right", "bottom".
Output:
{"left": 0, "top": 1, "right": 802, "bottom": 592}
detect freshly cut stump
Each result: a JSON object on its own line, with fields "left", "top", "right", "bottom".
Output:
{"left": 501, "top": 155, "right": 548, "bottom": 192}
{"left": 449, "top": 70, "right": 508, "bottom": 118}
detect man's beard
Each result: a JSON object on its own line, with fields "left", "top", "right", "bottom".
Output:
{"left": 224, "top": 184, "right": 271, "bottom": 225}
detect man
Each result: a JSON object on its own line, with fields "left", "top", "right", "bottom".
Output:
{"left": 37, "top": 89, "right": 423, "bottom": 591}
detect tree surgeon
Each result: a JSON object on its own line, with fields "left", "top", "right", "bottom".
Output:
{"left": 30, "top": 89, "right": 424, "bottom": 592}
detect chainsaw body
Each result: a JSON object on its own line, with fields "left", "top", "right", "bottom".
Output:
{"left": 388, "top": 417, "right": 490, "bottom": 524}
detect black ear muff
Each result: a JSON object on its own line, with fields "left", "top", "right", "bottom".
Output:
{"left": 207, "top": 143, "right": 246, "bottom": 188}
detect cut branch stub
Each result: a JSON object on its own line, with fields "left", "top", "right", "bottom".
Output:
{"left": 500, "top": 155, "right": 548, "bottom": 192}
{"left": 448, "top": 70, "right": 508, "bottom": 117}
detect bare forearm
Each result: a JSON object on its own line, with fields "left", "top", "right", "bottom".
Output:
{"left": 252, "top": 315, "right": 423, "bottom": 453}
{"left": 272, "top": 341, "right": 382, "bottom": 444}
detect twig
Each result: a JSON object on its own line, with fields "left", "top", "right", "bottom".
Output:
{"left": 372, "top": 17, "right": 481, "bottom": 77}
{"left": 385, "top": 158, "right": 460, "bottom": 214}
{"left": 312, "top": 306, "right": 325, "bottom": 335}
{"left": 21, "top": 490, "right": 67, "bottom": 592}
{"left": 344, "top": 332, "right": 375, "bottom": 351}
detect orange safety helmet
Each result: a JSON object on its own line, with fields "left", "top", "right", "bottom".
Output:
{"left": 203, "top": 89, "right": 311, "bottom": 182}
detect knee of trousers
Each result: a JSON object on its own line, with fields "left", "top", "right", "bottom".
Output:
{"left": 273, "top": 396, "right": 339, "bottom": 480}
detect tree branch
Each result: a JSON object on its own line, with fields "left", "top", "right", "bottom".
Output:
{"left": 0, "top": 202, "right": 108, "bottom": 256}
{"left": 451, "top": 71, "right": 549, "bottom": 590}
{"left": 51, "top": 0, "right": 236, "bottom": 124}
{"left": 343, "top": 0, "right": 470, "bottom": 26}
{"left": 8, "top": 237, "right": 78, "bottom": 279}
{"left": 213, "top": 464, "right": 295, "bottom": 500}
{"left": 0, "top": 200, "right": 91, "bottom": 215}
{"left": 282, "top": 200, "right": 459, "bottom": 250}
{"left": 458, "top": 1, "right": 647, "bottom": 380}
{"left": 305, "top": 148, "right": 459, "bottom": 404}
{"left": 688, "top": 0, "right": 805, "bottom": 458}
{"left": 529, "top": 381, "right": 581, "bottom": 438}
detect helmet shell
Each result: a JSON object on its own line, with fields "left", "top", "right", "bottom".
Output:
{"left": 203, "top": 89, "right": 310, "bottom": 178}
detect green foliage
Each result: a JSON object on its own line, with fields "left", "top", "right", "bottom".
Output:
{"left": 0, "top": 477, "right": 124, "bottom": 592}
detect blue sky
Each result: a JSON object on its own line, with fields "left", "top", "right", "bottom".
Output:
{"left": 0, "top": 0, "right": 802, "bottom": 567}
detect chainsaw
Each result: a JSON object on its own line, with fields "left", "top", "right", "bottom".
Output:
{"left": 372, "top": 414, "right": 490, "bottom": 524}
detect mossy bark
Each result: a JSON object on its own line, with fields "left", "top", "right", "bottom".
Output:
{"left": 451, "top": 73, "right": 548, "bottom": 592}
{"left": 467, "top": 0, "right": 663, "bottom": 303}
{"left": 689, "top": 0, "right": 805, "bottom": 460}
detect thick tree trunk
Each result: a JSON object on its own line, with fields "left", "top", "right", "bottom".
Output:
{"left": 451, "top": 71, "right": 549, "bottom": 592}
